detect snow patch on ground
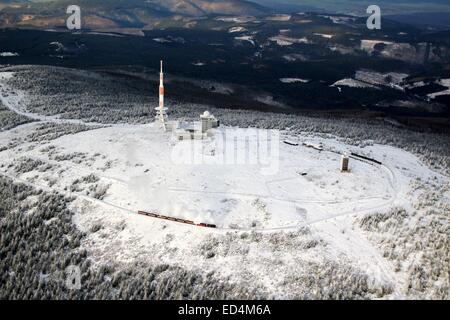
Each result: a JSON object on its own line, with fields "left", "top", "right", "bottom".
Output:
{"left": 355, "top": 70, "right": 408, "bottom": 90}
{"left": 314, "top": 33, "right": 334, "bottom": 39}
{"left": 269, "top": 35, "right": 310, "bottom": 46}
{"left": 216, "top": 16, "right": 255, "bottom": 23}
{"left": 319, "top": 15, "right": 356, "bottom": 25}
{"left": 86, "top": 32, "right": 126, "bottom": 37}
{"left": 0, "top": 52, "right": 19, "bottom": 57}
{"left": 361, "top": 40, "right": 394, "bottom": 54}
{"left": 229, "top": 26, "right": 247, "bottom": 33}
{"left": 404, "top": 81, "right": 426, "bottom": 89}
{"left": 153, "top": 37, "right": 171, "bottom": 43}
{"left": 253, "top": 95, "right": 287, "bottom": 108}
{"left": 280, "top": 78, "right": 310, "bottom": 84}
{"left": 331, "top": 70, "right": 408, "bottom": 91}
{"left": 331, "top": 78, "right": 379, "bottom": 89}
{"left": 191, "top": 61, "right": 206, "bottom": 66}
{"left": 428, "top": 79, "right": 450, "bottom": 98}
{"left": 153, "top": 36, "right": 186, "bottom": 44}
{"left": 329, "top": 45, "right": 357, "bottom": 55}
{"left": 265, "top": 14, "right": 291, "bottom": 22}
{"left": 49, "top": 42, "right": 66, "bottom": 52}
{"left": 283, "top": 53, "right": 309, "bottom": 62}
{"left": 235, "top": 36, "right": 256, "bottom": 46}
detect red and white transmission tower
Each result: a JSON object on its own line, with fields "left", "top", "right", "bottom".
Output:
{"left": 155, "top": 60, "right": 168, "bottom": 130}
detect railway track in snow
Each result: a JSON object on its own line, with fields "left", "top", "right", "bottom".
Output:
{"left": 0, "top": 160, "right": 399, "bottom": 233}
{"left": 0, "top": 144, "right": 399, "bottom": 232}
{"left": 3, "top": 151, "right": 392, "bottom": 207}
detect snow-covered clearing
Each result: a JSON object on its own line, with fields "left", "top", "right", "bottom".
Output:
{"left": 153, "top": 37, "right": 171, "bottom": 43}
{"left": 253, "top": 95, "right": 286, "bottom": 108}
{"left": 265, "top": 14, "right": 291, "bottom": 22}
{"left": 314, "top": 33, "right": 334, "bottom": 39}
{"left": 361, "top": 40, "right": 394, "bottom": 54}
{"left": 331, "top": 70, "right": 408, "bottom": 91}
{"left": 428, "top": 79, "right": 450, "bottom": 98}
{"left": 0, "top": 70, "right": 446, "bottom": 298}
{"left": 234, "top": 35, "right": 256, "bottom": 46}
{"left": 0, "top": 119, "right": 440, "bottom": 297}
{"left": 0, "top": 52, "right": 19, "bottom": 57}
{"left": 319, "top": 15, "right": 356, "bottom": 25}
{"left": 49, "top": 41, "right": 66, "bottom": 52}
{"left": 331, "top": 78, "right": 379, "bottom": 89}
{"left": 228, "top": 26, "right": 247, "bottom": 33}
{"left": 86, "top": 32, "right": 126, "bottom": 37}
{"left": 283, "top": 53, "right": 309, "bottom": 62}
{"left": 355, "top": 70, "right": 408, "bottom": 87}
{"left": 191, "top": 61, "right": 206, "bottom": 66}
{"left": 269, "top": 35, "right": 310, "bottom": 46}
{"left": 216, "top": 16, "right": 255, "bottom": 23}
{"left": 280, "top": 78, "right": 310, "bottom": 84}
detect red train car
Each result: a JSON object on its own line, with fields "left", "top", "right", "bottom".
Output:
{"left": 138, "top": 211, "right": 216, "bottom": 228}
{"left": 197, "top": 223, "right": 217, "bottom": 228}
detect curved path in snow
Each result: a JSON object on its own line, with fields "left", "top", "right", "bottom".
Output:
{"left": 0, "top": 159, "right": 400, "bottom": 233}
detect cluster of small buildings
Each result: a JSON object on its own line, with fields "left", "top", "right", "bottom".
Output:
{"left": 154, "top": 61, "right": 219, "bottom": 140}
{"left": 155, "top": 60, "right": 350, "bottom": 171}
{"left": 174, "top": 111, "right": 219, "bottom": 141}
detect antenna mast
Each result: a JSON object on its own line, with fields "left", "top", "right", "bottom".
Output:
{"left": 155, "top": 60, "right": 168, "bottom": 131}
